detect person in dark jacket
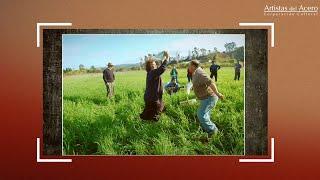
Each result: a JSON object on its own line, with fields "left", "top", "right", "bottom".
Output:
{"left": 140, "top": 51, "right": 169, "bottom": 121}
{"left": 165, "top": 78, "right": 183, "bottom": 95}
{"left": 234, "top": 61, "right": 242, "bottom": 81}
{"left": 209, "top": 61, "right": 221, "bottom": 82}
{"left": 103, "top": 62, "right": 115, "bottom": 98}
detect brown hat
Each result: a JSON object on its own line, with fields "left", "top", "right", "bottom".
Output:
{"left": 107, "top": 62, "right": 113, "bottom": 67}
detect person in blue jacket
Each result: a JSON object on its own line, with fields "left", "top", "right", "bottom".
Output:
{"left": 165, "top": 78, "right": 183, "bottom": 95}
{"left": 210, "top": 61, "right": 221, "bottom": 82}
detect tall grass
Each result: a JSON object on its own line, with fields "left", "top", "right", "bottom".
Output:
{"left": 63, "top": 67, "right": 244, "bottom": 155}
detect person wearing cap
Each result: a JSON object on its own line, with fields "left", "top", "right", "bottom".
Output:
{"left": 103, "top": 62, "right": 115, "bottom": 98}
{"left": 140, "top": 51, "right": 169, "bottom": 121}
{"left": 188, "top": 60, "right": 224, "bottom": 138}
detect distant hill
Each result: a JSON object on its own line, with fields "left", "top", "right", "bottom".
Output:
{"left": 115, "top": 63, "right": 140, "bottom": 68}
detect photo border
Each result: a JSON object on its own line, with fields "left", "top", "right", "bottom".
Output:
{"left": 43, "top": 29, "right": 268, "bottom": 156}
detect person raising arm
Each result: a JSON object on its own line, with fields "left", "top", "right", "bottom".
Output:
{"left": 140, "top": 51, "right": 169, "bottom": 121}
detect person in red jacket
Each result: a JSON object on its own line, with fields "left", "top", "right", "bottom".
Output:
{"left": 187, "top": 68, "right": 193, "bottom": 82}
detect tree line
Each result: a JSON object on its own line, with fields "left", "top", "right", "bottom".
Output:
{"left": 64, "top": 42, "right": 244, "bottom": 75}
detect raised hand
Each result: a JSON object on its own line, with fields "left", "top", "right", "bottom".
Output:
{"left": 163, "top": 51, "right": 169, "bottom": 61}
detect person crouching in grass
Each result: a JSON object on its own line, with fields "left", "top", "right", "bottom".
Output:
{"left": 140, "top": 51, "right": 169, "bottom": 121}
{"left": 188, "top": 60, "right": 224, "bottom": 138}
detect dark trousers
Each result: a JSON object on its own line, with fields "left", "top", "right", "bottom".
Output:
{"left": 140, "top": 99, "right": 165, "bottom": 121}
{"left": 187, "top": 75, "right": 192, "bottom": 82}
{"left": 210, "top": 72, "right": 218, "bottom": 81}
{"left": 234, "top": 71, "right": 240, "bottom": 80}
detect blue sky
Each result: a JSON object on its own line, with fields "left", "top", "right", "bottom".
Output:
{"left": 62, "top": 34, "right": 245, "bottom": 69}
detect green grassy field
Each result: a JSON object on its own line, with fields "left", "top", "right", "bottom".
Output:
{"left": 63, "top": 67, "right": 244, "bottom": 155}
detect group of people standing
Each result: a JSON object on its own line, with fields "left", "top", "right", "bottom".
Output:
{"left": 102, "top": 52, "right": 242, "bottom": 139}
{"left": 209, "top": 61, "right": 242, "bottom": 82}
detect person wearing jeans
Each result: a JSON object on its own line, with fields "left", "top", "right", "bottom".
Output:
{"left": 197, "top": 95, "right": 219, "bottom": 135}
{"left": 188, "top": 60, "right": 224, "bottom": 137}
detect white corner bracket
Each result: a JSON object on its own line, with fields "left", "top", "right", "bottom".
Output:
{"left": 36, "top": 138, "right": 72, "bottom": 163}
{"left": 239, "top": 22, "right": 275, "bottom": 47}
{"left": 36, "top": 22, "right": 72, "bottom": 47}
{"left": 239, "top": 137, "right": 275, "bottom": 163}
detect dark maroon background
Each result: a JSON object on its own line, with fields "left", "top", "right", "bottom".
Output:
{"left": 1, "top": 0, "right": 320, "bottom": 179}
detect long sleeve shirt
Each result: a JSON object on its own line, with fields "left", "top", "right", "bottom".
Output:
{"left": 144, "top": 60, "right": 168, "bottom": 102}
{"left": 170, "top": 68, "right": 178, "bottom": 77}
{"left": 210, "top": 64, "right": 221, "bottom": 73}
{"left": 192, "top": 67, "right": 215, "bottom": 100}
{"left": 187, "top": 68, "right": 193, "bottom": 77}
{"left": 103, "top": 68, "right": 115, "bottom": 83}
{"left": 235, "top": 64, "right": 242, "bottom": 72}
